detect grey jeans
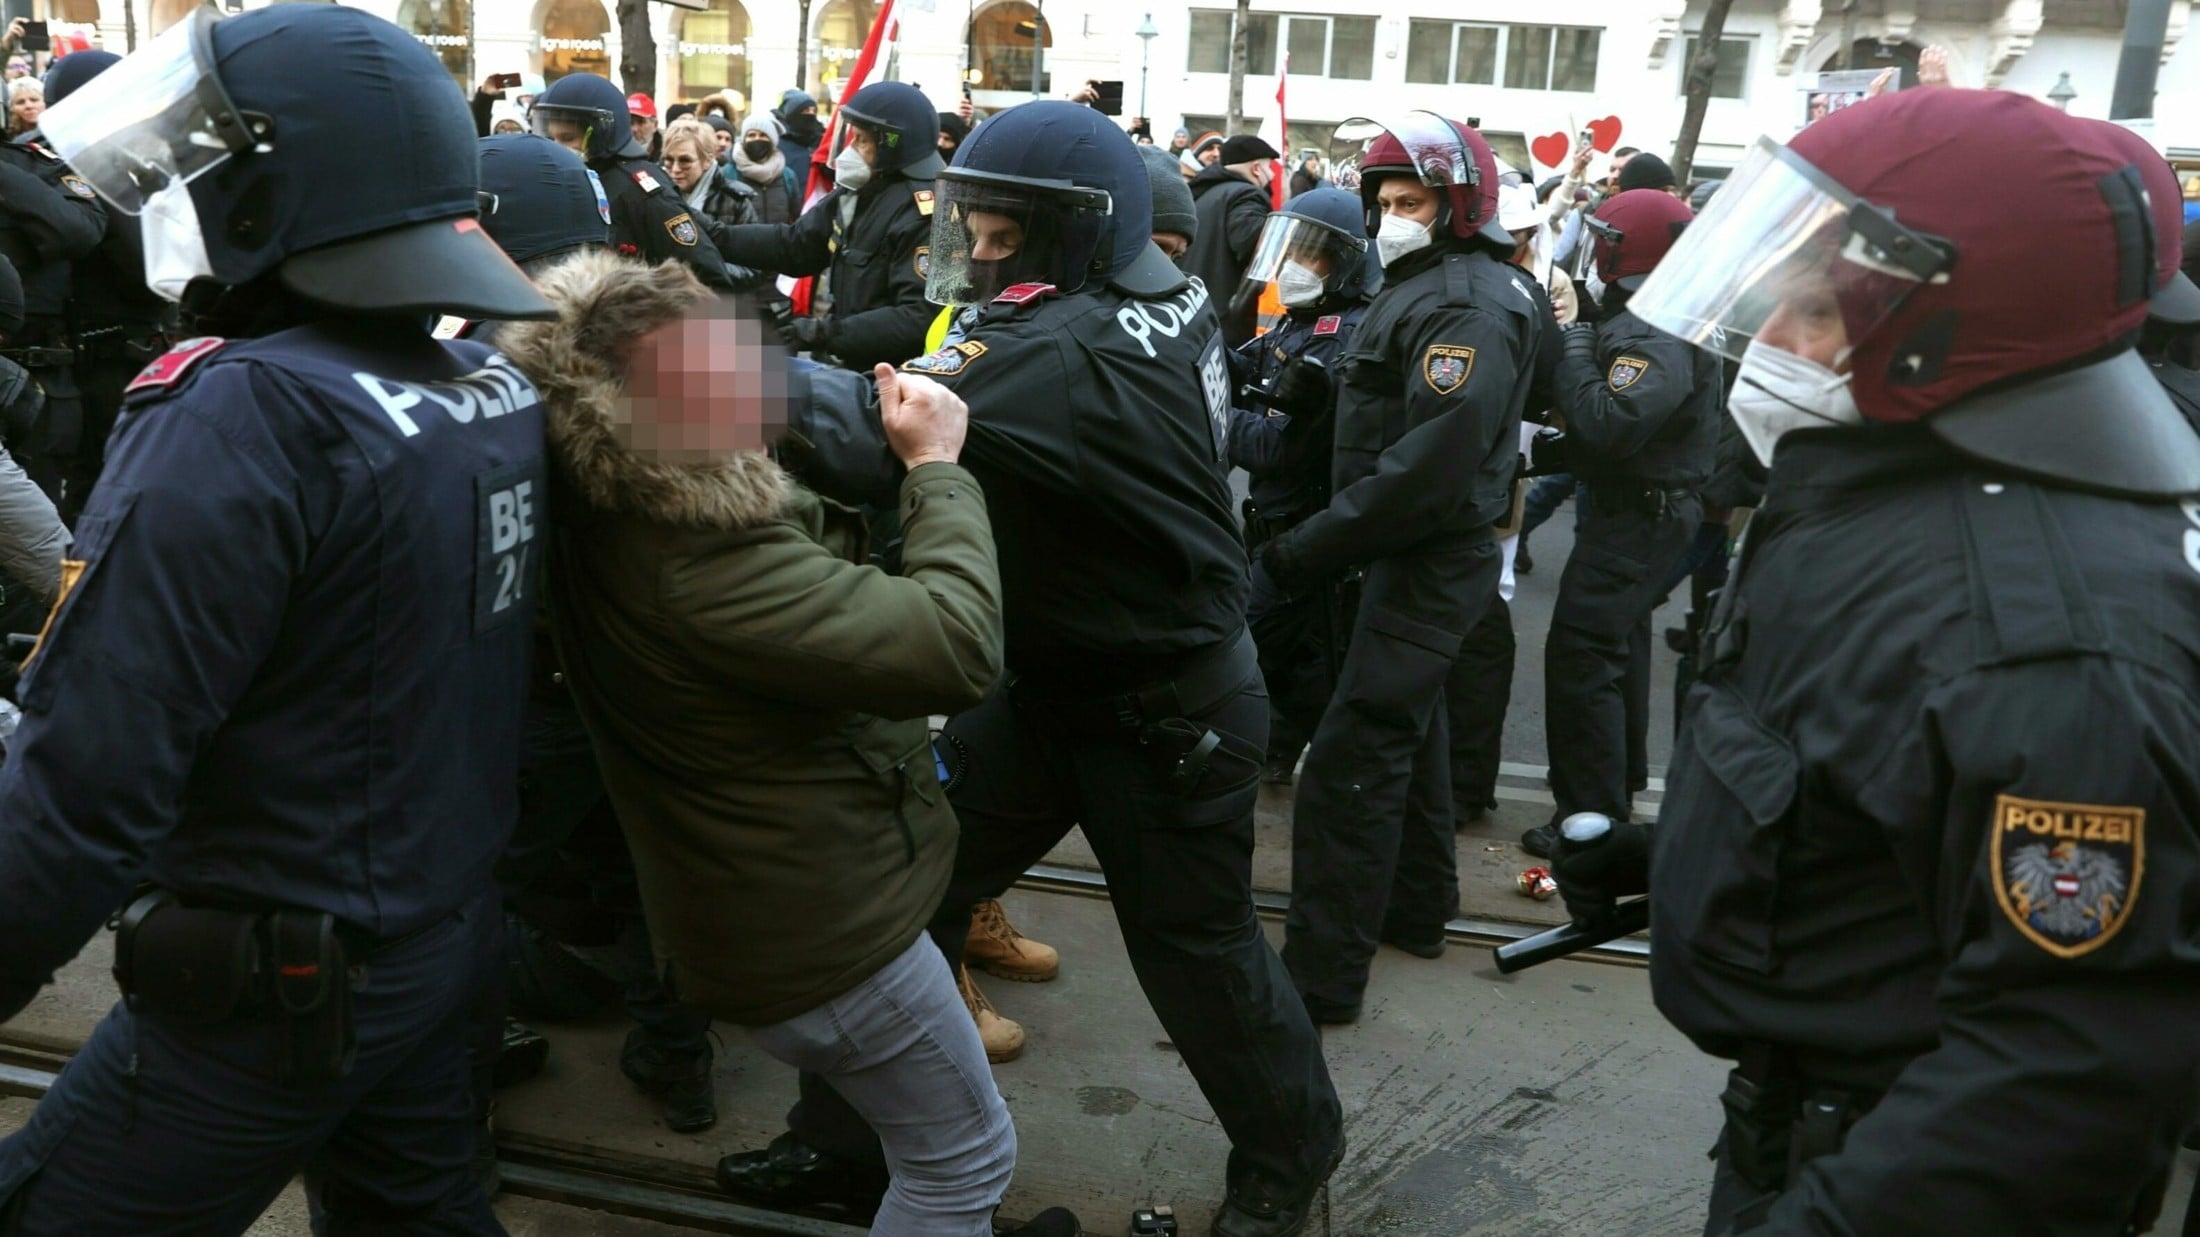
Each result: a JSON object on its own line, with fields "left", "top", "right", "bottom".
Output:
{"left": 749, "top": 936, "right": 1015, "bottom": 1236}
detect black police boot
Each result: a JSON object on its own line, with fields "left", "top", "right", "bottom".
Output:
{"left": 716, "top": 1132, "right": 890, "bottom": 1218}
{"left": 1453, "top": 797, "right": 1497, "bottom": 831}
{"left": 620, "top": 1026, "right": 718, "bottom": 1133}
{"left": 1520, "top": 823, "right": 1558, "bottom": 859}
{"left": 1263, "top": 744, "right": 1302, "bottom": 785}
{"left": 1514, "top": 542, "right": 1534, "bottom": 574}
{"left": 1298, "top": 990, "right": 1360, "bottom": 1026}
{"left": 1211, "top": 1144, "right": 1345, "bottom": 1237}
{"left": 995, "top": 1207, "right": 1082, "bottom": 1235}
{"left": 1380, "top": 928, "right": 1445, "bottom": 960}
{"left": 492, "top": 1017, "right": 550, "bottom": 1090}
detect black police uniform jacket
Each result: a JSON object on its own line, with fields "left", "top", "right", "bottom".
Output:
{"left": 1552, "top": 307, "right": 1717, "bottom": 492}
{"left": 0, "top": 136, "right": 106, "bottom": 324}
{"left": 599, "top": 147, "right": 737, "bottom": 292}
{"left": 1264, "top": 246, "right": 1543, "bottom": 584}
{"left": 1651, "top": 423, "right": 2200, "bottom": 1234}
{"left": 714, "top": 155, "right": 941, "bottom": 373}
{"left": 1227, "top": 298, "right": 1367, "bottom": 548}
{"left": 789, "top": 251, "right": 1247, "bottom": 679}
{"left": 0, "top": 321, "right": 546, "bottom": 1018}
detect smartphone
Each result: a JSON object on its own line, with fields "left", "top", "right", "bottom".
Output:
{"left": 18, "top": 21, "right": 47, "bottom": 52}
{"left": 1093, "top": 79, "right": 1124, "bottom": 117}
{"left": 961, "top": 81, "right": 972, "bottom": 100}
{"left": 490, "top": 72, "right": 523, "bottom": 90}
{"left": 1578, "top": 129, "right": 1594, "bottom": 150}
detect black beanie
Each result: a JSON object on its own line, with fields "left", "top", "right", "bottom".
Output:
{"left": 1617, "top": 152, "right": 1677, "bottom": 193}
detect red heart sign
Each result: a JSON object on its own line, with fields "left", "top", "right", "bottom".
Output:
{"left": 1529, "top": 131, "right": 1570, "bottom": 170}
{"left": 1586, "top": 116, "right": 1624, "bottom": 153}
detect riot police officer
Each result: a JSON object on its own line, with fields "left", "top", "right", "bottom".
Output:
{"left": 0, "top": 8, "right": 551, "bottom": 1231}
{"left": 1553, "top": 89, "right": 2200, "bottom": 1235}
{"left": 724, "top": 100, "right": 1344, "bottom": 1237}
{"left": 1523, "top": 188, "right": 1717, "bottom": 859}
{"left": 1226, "top": 186, "right": 1373, "bottom": 781}
{"left": 713, "top": 81, "right": 942, "bottom": 372}
{"left": 1264, "top": 114, "right": 1545, "bottom": 1022}
{"left": 0, "top": 74, "right": 105, "bottom": 507}
{"left": 532, "top": 72, "right": 736, "bottom": 292}
{"left": 42, "top": 49, "right": 174, "bottom": 524}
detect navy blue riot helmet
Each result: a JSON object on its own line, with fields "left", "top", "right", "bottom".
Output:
{"left": 833, "top": 81, "right": 944, "bottom": 176}
{"left": 530, "top": 72, "right": 637, "bottom": 163}
{"left": 478, "top": 135, "right": 610, "bottom": 268}
{"left": 41, "top": 49, "right": 118, "bottom": 105}
{"left": 38, "top": 4, "right": 549, "bottom": 321}
{"left": 926, "top": 101, "right": 1150, "bottom": 305}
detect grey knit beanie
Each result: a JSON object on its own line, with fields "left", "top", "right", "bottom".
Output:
{"left": 1139, "top": 145, "right": 1198, "bottom": 244}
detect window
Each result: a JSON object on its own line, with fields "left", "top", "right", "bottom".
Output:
{"left": 677, "top": 0, "right": 750, "bottom": 98}
{"left": 398, "top": 0, "right": 471, "bottom": 90}
{"left": 1405, "top": 19, "right": 1599, "bottom": 91}
{"left": 1680, "top": 35, "right": 1750, "bottom": 99}
{"left": 971, "top": 1, "right": 1051, "bottom": 95}
{"left": 1186, "top": 10, "right": 1374, "bottom": 80}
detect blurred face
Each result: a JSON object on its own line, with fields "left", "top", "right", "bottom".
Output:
{"left": 11, "top": 88, "right": 40, "bottom": 129}
{"left": 545, "top": 119, "right": 588, "bottom": 154}
{"left": 1153, "top": 231, "right": 1190, "bottom": 262}
{"left": 492, "top": 119, "right": 524, "bottom": 135}
{"left": 632, "top": 115, "right": 656, "bottom": 144}
{"left": 713, "top": 127, "right": 733, "bottom": 155}
{"left": 1198, "top": 145, "right": 1222, "bottom": 166}
{"left": 662, "top": 143, "right": 710, "bottom": 194}
{"left": 1606, "top": 151, "right": 1633, "bottom": 190}
{"left": 1755, "top": 271, "right": 1852, "bottom": 370}
{"left": 848, "top": 126, "right": 879, "bottom": 164}
{"left": 939, "top": 129, "right": 958, "bottom": 154}
{"left": 617, "top": 308, "right": 789, "bottom": 462}
{"left": 969, "top": 211, "right": 1024, "bottom": 262}
{"left": 1377, "top": 179, "right": 1441, "bottom": 228}
{"left": 1289, "top": 244, "right": 1335, "bottom": 279}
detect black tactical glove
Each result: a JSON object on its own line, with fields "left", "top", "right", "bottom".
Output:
{"left": 1258, "top": 536, "right": 1306, "bottom": 596}
{"left": 1522, "top": 426, "right": 1571, "bottom": 477}
{"left": 0, "top": 356, "right": 43, "bottom": 450}
{"left": 779, "top": 311, "right": 831, "bottom": 353}
{"left": 1271, "top": 354, "right": 1332, "bottom": 419}
{"left": 1550, "top": 813, "right": 1651, "bottom": 927}
{"left": 1225, "top": 342, "right": 1258, "bottom": 389}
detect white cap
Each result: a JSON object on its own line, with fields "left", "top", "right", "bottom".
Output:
{"left": 1498, "top": 182, "right": 1541, "bottom": 233}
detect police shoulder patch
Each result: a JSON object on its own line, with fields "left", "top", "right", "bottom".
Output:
{"left": 665, "top": 212, "right": 699, "bottom": 247}
{"left": 914, "top": 246, "right": 930, "bottom": 280}
{"left": 59, "top": 174, "right": 95, "bottom": 200}
{"left": 125, "top": 337, "right": 228, "bottom": 397}
{"left": 631, "top": 168, "right": 663, "bottom": 194}
{"left": 901, "top": 340, "right": 988, "bottom": 377}
{"left": 1990, "top": 793, "right": 2145, "bottom": 958}
{"left": 1608, "top": 356, "right": 1651, "bottom": 391}
{"left": 1423, "top": 344, "right": 1475, "bottom": 395}
{"left": 1313, "top": 315, "right": 1343, "bottom": 337}
{"left": 913, "top": 189, "right": 935, "bottom": 217}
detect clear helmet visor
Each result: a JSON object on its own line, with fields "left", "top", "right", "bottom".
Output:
{"left": 1628, "top": 137, "right": 1954, "bottom": 364}
{"left": 923, "top": 171, "right": 1111, "bottom": 307}
{"left": 1329, "top": 111, "right": 1476, "bottom": 200}
{"left": 1237, "top": 214, "right": 1367, "bottom": 307}
{"left": 40, "top": 10, "right": 260, "bottom": 216}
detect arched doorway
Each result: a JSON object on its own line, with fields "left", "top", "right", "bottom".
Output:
{"left": 540, "top": 0, "right": 611, "bottom": 84}
{"left": 398, "top": 0, "right": 472, "bottom": 92}
{"left": 810, "top": 0, "right": 878, "bottom": 109}
{"left": 678, "top": 0, "right": 751, "bottom": 104}
{"left": 969, "top": 1, "right": 1048, "bottom": 97}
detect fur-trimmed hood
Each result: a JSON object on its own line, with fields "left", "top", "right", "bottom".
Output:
{"left": 497, "top": 250, "right": 791, "bottom": 530}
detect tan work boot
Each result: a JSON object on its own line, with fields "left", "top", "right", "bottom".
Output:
{"left": 958, "top": 963, "right": 1025, "bottom": 1064}
{"left": 965, "top": 899, "right": 1061, "bottom": 982}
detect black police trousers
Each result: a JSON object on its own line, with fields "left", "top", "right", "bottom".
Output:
{"left": 0, "top": 899, "right": 504, "bottom": 1236}
{"left": 1544, "top": 497, "right": 1698, "bottom": 826}
{"left": 1447, "top": 594, "right": 1516, "bottom": 821}
{"left": 1283, "top": 539, "right": 1501, "bottom": 1006}
{"left": 1247, "top": 556, "right": 1342, "bottom": 762}
{"left": 791, "top": 638, "right": 1344, "bottom": 1202}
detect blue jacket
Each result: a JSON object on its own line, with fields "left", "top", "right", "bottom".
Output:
{"left": 0, "top": 320, "right": 545, "bottom": 1018}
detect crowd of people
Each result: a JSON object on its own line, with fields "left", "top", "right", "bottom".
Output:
{"left": 0, "top": 6, "right": 2190, "bottom": 1237}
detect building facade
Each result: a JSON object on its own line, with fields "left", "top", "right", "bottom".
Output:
{"left": 50, "top": 0, "right": 2200, "bottom": 168}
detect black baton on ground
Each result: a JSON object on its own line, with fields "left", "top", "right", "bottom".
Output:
{"left": 1492, "top": 897, "right": 1649, "bottom": 973}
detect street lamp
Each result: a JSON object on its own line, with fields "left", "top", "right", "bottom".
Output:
{"left": 1136, "top": 13, "right": 1159, "bottom": 120}
{"left": 2048, "top": 71, "right": 2078, "bottom": 111}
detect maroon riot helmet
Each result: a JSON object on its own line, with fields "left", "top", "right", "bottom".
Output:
{"left": 1587, "top": 189, "right": 1693, "bottom": 292}
{"left": 1335, "top": 112, "right": 1509, "bottom": 249}
{"left": 1629, "top": 87, "right": 2200, "bottom": 497}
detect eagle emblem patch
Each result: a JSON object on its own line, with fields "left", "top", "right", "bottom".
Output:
{"left": 665, "top": 213, "right": 699, "bottom": 247}
{"left": 1423, "top": 344, "right": 1475, "bottom": 394}
{"left": 902, "top": 341, "right": 988, "bottom": 376}
{"left": 60, "top": 174, "right": 95, "bottom": 200}
{"left": 1991, "top": 794, "right": 2144, "bottom": 958}
{"left": 1608, "top": 356, "right": 1650, "bottom": 391}
{"left": 914, "top": 246, "right": 930, "bottom": 280}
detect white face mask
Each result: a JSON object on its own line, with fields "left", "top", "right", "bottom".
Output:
{"left": 1727, "top": 336, "right": 1864, "bottom": 467}
{"left": 1277, "top": 260, "right": 1326, "bottom": 308}
{"left": 139, "top": 184, "right": 214, "bottom": 303}
{"left": 833, "top": 144, "right": 872, "bottom": 192}
{"left": 1375, "top": 213, "right": 1433, "bottom": 267}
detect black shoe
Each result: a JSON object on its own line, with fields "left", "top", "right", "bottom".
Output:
{"left": 1664, "top": 625, "right": 1692, "bottom": 654}
{"left": 1515, "top": 544, "right": 1533, "bottom": 574}
{"left": 621, "top": 1027, "right": 718, "bottom": 1133}
{"left": 1298, "top": 990, "right": 1361, "bottom": 1026}
{"left": 1520, "top": 823, "right": 1557, "bottom": 859}
{"left": 1212, "top": 1141, "right": 1346, "bottom": 1237}
{"left": 1381, "top": 933, "right": 1445, "bottom": 960}
{"left": 997, "top": 1207, "right": 1083, "bottom": 1236}
{"left": 1262, "top": 753, "right": 1298, "bottom": 785}
{"left": 492, "top": 1018, "right": 550, "bottom": 1090}
{"left": 1453, "top": 798, "right": 1496, "bottom": 832}
{"left": 715, "top": 1133, "right": 889, "bottom": 1216}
